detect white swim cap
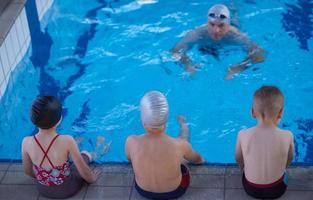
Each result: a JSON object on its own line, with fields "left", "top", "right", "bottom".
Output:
{"left": 208, "top": 4, "right": 230, "bottom": 24}
{"left": 140, "top": 91, "right": 169, "bottom": 129}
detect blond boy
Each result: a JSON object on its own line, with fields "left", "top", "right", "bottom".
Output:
{"left": 235, "top": 86, "right": 294, "bottom": 199}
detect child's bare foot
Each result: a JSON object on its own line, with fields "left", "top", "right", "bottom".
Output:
{"left": 101, "top": 141, "right": 112, "bottom": 155}
{"left": 96, "top": 136, "right": 105, "bottom": 147}
{"left": 91, "top": 152, "right": 97, "bottom": 160}
{"left": 93, "top": 136, "right": 111, "bottom": 160}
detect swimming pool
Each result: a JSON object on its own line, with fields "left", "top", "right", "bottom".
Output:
{"left": 0, "top": 0, "right": 312, "bottom": 164}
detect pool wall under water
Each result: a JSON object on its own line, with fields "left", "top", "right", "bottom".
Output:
{"left": 0, "top": 0, "right": 54, "bottom": 101}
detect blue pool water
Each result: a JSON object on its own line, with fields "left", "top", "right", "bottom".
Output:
{"left": 0, "top": 0, "right": 312, "bottom": 164}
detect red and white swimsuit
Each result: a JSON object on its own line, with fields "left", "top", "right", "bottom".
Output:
{"left": 33, "top": 135, "right": 71, "bottom": 186}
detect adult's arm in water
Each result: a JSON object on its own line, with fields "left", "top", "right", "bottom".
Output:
{"left": 22, "top": 137, "right": 35, "bottom": 178}
{"left": 225, "top": 58, "right": 250, "bottom": 80}
{"left": 172, "top": 50, "right": 198, "bottom": 73}
{"left": 237, "top": 29, "right": 265, "bottom": 64}
{"left": 235, "top": 131, "right": 244, "bottom": 169}
{"left": 225, "top": 29, "right": 265, "bottom": 79}
{"left": 172, "top": 28, "right": 202, "bottom": 73}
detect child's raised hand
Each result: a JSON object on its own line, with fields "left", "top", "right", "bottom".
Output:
{"left": 176, "top": 115, "right": 186, "bottom": 124}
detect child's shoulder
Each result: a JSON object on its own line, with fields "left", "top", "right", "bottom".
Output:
{"left": 128, "top": 134, "right": 146, "bottom": 140}
{"left": 56, "top": 135, "right": 80, "bottom": 150}
{"left": 22, "top": 135, "right": 33, "bottom": 144}
{"left": 58, "top": 134, "right": 75, "bottom": 141}
{"left": 126, "top": 134, "right": 145, "bottom": 143}
{"left": 238, "top": 127, "right": 254, "bottom": 136}
{"left": 276, "top": 128, "right": 294, "bottom": 138}
{"left": 55, "top": 134, "right": 77, "bottom": 146}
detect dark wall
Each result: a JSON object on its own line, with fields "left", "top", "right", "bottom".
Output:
{"left": 0, "top": 0, "right": 11, "bottom": 15}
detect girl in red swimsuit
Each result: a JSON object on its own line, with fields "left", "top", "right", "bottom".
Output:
{"left": 22, "top": 96, "right": 100, "bottom": 198}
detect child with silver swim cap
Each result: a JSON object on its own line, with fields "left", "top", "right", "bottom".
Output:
{"left": 140, "top": 91, "right": 169, "bottom": 129}
{"left": 125, "top": 91, "right": 204, "bottom": 199}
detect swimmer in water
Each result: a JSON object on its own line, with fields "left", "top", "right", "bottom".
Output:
{"left": 125, "top": 91, "right": 204, "bottom": 199}
{"left": 172, "top": 4, "right": 265, "bottom": 79}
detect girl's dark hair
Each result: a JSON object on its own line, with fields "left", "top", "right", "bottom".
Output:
{"left": 30, "top": 96, "right": 62, "bottom": 129}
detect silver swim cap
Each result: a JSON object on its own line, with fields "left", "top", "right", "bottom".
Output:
{"left": 208, "top": 4, "right": 230, "bottom": 24}
{"left": 140, "top": 91, "right": 169, "bottom": 129}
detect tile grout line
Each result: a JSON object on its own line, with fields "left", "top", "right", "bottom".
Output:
{"left": 9, "top": 26, "right": 30, "bottom": 73}
{"left": 0, "top": 164, "right": 10, "bottom": 184}
{"left": 128, "top": 173, "right": 135, "bottom": 200}
{"left": 223, "top": 167, "right": 226, "bottom": 200}
{"left": 0, "top": 23, "right": 30, "bottom": 102}
{"left": 187, "top": 186, "right": 229, "bottom": 189}
{"left": 223, "top": 188, "right": 313, "bottom": 192}
{"left": 13, "top": 19, "right": 22, "bottom": 59}
{"left": 5, "top": 163, "right": 10, "bottom": 171}
{"left": 85, "top": 185, "right": 132, "bottom": 188}
{"left": 82, "top": 184, "right": 88, "bottom": 200}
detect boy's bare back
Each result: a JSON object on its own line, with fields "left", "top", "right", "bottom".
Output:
{"left": 126, "top": 133, "right": 190, "bottom": 192}
{"left": 236, "top": 126, "right": 294, "bottom": 184}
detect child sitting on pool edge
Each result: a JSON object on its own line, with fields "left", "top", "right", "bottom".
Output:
{"left": 235, "top": 86, "right": 294, "bottom": 199}
{"left": 22, "top": 96, "right": 100, "bottom": 199}
{"left": 126, "top": 91, "right": 204, "bottom": 200}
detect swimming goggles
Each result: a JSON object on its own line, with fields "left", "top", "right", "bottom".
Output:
{"left": 208, "top": 13, "right": 227, "bottom": 20}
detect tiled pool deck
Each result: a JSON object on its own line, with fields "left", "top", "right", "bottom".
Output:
{"left": 0, "top": 163, "right": 312, "bottom": 200}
